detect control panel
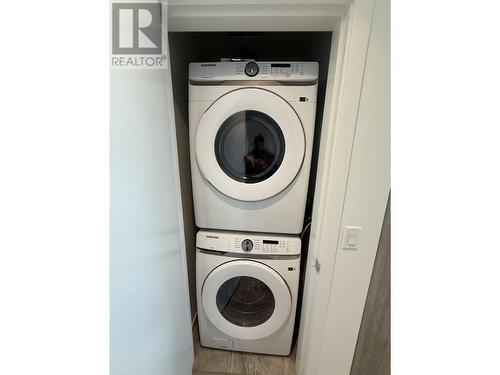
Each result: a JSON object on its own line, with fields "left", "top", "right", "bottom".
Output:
{"left": 269, "top": 62, "right": 305, "bottom": 76}
{"left": 189, "top": 61, "right": 318, "bottom": 83}
{"left": 196, "top": 230, "right": 301, "bottom": 256}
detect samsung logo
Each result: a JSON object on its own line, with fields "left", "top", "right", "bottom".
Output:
{"left": 201, "top": 63, "right": 216, "bottom": 67}
{"left": 206, "top": 235, "right": 219, "bottom": 239}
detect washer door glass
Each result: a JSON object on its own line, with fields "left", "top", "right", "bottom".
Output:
{"left": 216, "top": 276, "right": 275, "bottom": 327}
{"left": 215, "top": 111, "right": 285, "bottom": 184}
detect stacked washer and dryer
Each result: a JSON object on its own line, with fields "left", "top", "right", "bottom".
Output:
{"left": 189, "top": 61, "right": 318, "bottom": 356}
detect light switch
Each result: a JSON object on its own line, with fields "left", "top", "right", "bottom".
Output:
{"left": 342, "top": 226, "right": 361, "bottom": 250}
{"left": 347, "top": 233, "right": 357, "bottom": 246}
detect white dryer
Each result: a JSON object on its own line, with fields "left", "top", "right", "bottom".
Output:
{"left": 196, "top": 230, "right": 301, "bottom": 356}
{"left": 189, "top": 61, "right": 318, "bottom": 234}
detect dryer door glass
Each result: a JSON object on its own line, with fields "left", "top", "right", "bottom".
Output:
{"left": 215, "top": 110, "right": 285, "bottom": 183}
{"left": 216, "top": 276, "right": 275, "bottom": 327}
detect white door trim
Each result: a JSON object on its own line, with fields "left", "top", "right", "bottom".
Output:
{"left": 296, "top": 0, "right": 389, "bottom": 374}
{"left": 167, "top": 0, "right": 350, "bottom": 32}
{"left": 294, "top": 0, "right": 377, "bottom": 374}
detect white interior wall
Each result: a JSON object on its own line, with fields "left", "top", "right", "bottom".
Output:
{"left": 306, "top": 0, "right": 390, "bottom": 372}
{"left": 110, "top": 69, "right": 193, "bottom": 375}
{"left": 294, "top": 0, "right": 391, "bottom": 373}
{"left": 296, "top": 3, "right": 376, "bottom": 371}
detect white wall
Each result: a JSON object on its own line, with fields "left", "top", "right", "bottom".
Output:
{"left": 110, "top": 67, "right": 193, "bottom": 374}
{"left": 296, "top": 0, "right": 389, "bottom": 373}
{"left": 317, "top": 0, "right": 390, "bottom": 372}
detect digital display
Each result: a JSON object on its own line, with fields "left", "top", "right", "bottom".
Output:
{"left": 271, "top": 63, "right": 291, "bottom": 68}
{"left": 263, "top": 240, "right": 279, "bottom": 244}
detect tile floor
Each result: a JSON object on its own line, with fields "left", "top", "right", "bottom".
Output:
{"left": 192, "top": 324, "right": 297, "bottom": 375}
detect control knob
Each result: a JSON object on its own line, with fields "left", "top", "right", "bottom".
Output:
{"left": 244, "top": 62, "right": 259, "bottom": 77}
{"left": 241, "top": 239, "right": 253, "bottom": 252}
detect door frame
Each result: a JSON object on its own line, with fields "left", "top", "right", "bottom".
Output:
{"left": 294, "top": 1, "right": 386, "bottom": 374}
{"left": 167, "top": 2, "right": 384, "bottom": 375}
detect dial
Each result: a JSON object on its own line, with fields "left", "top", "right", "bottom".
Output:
{"left": 244, "top": 62, "right": 259, "bottom": 77}
{"left": 241, "top": 239, "right": 253, "bottom": 252}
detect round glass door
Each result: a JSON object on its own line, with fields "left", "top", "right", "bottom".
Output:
{"left": 216, "top": 276, "right": 275, "bottom": 327}
{"left": 202, "top": 260, "right": 292, "bottom": 340}
{"left": 215, "top": 111, "right": 285, "bottom": 184}
{"left": 195, "top": 88, "right": 305, "bottom": 202}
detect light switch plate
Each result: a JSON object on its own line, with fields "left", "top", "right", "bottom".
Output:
{"left": 342, "top": 226, "right": 361, "bottom": 250}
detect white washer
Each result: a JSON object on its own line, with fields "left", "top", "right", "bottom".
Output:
{"left": 196, "top": 230, "right": 301, "bottom": 356}
{"left": 189, "top": 61, "right": 319, "bottom": 234}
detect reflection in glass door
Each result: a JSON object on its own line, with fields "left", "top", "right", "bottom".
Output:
{"left": 215, "top": 110, "right": 285, "bottom": 183}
